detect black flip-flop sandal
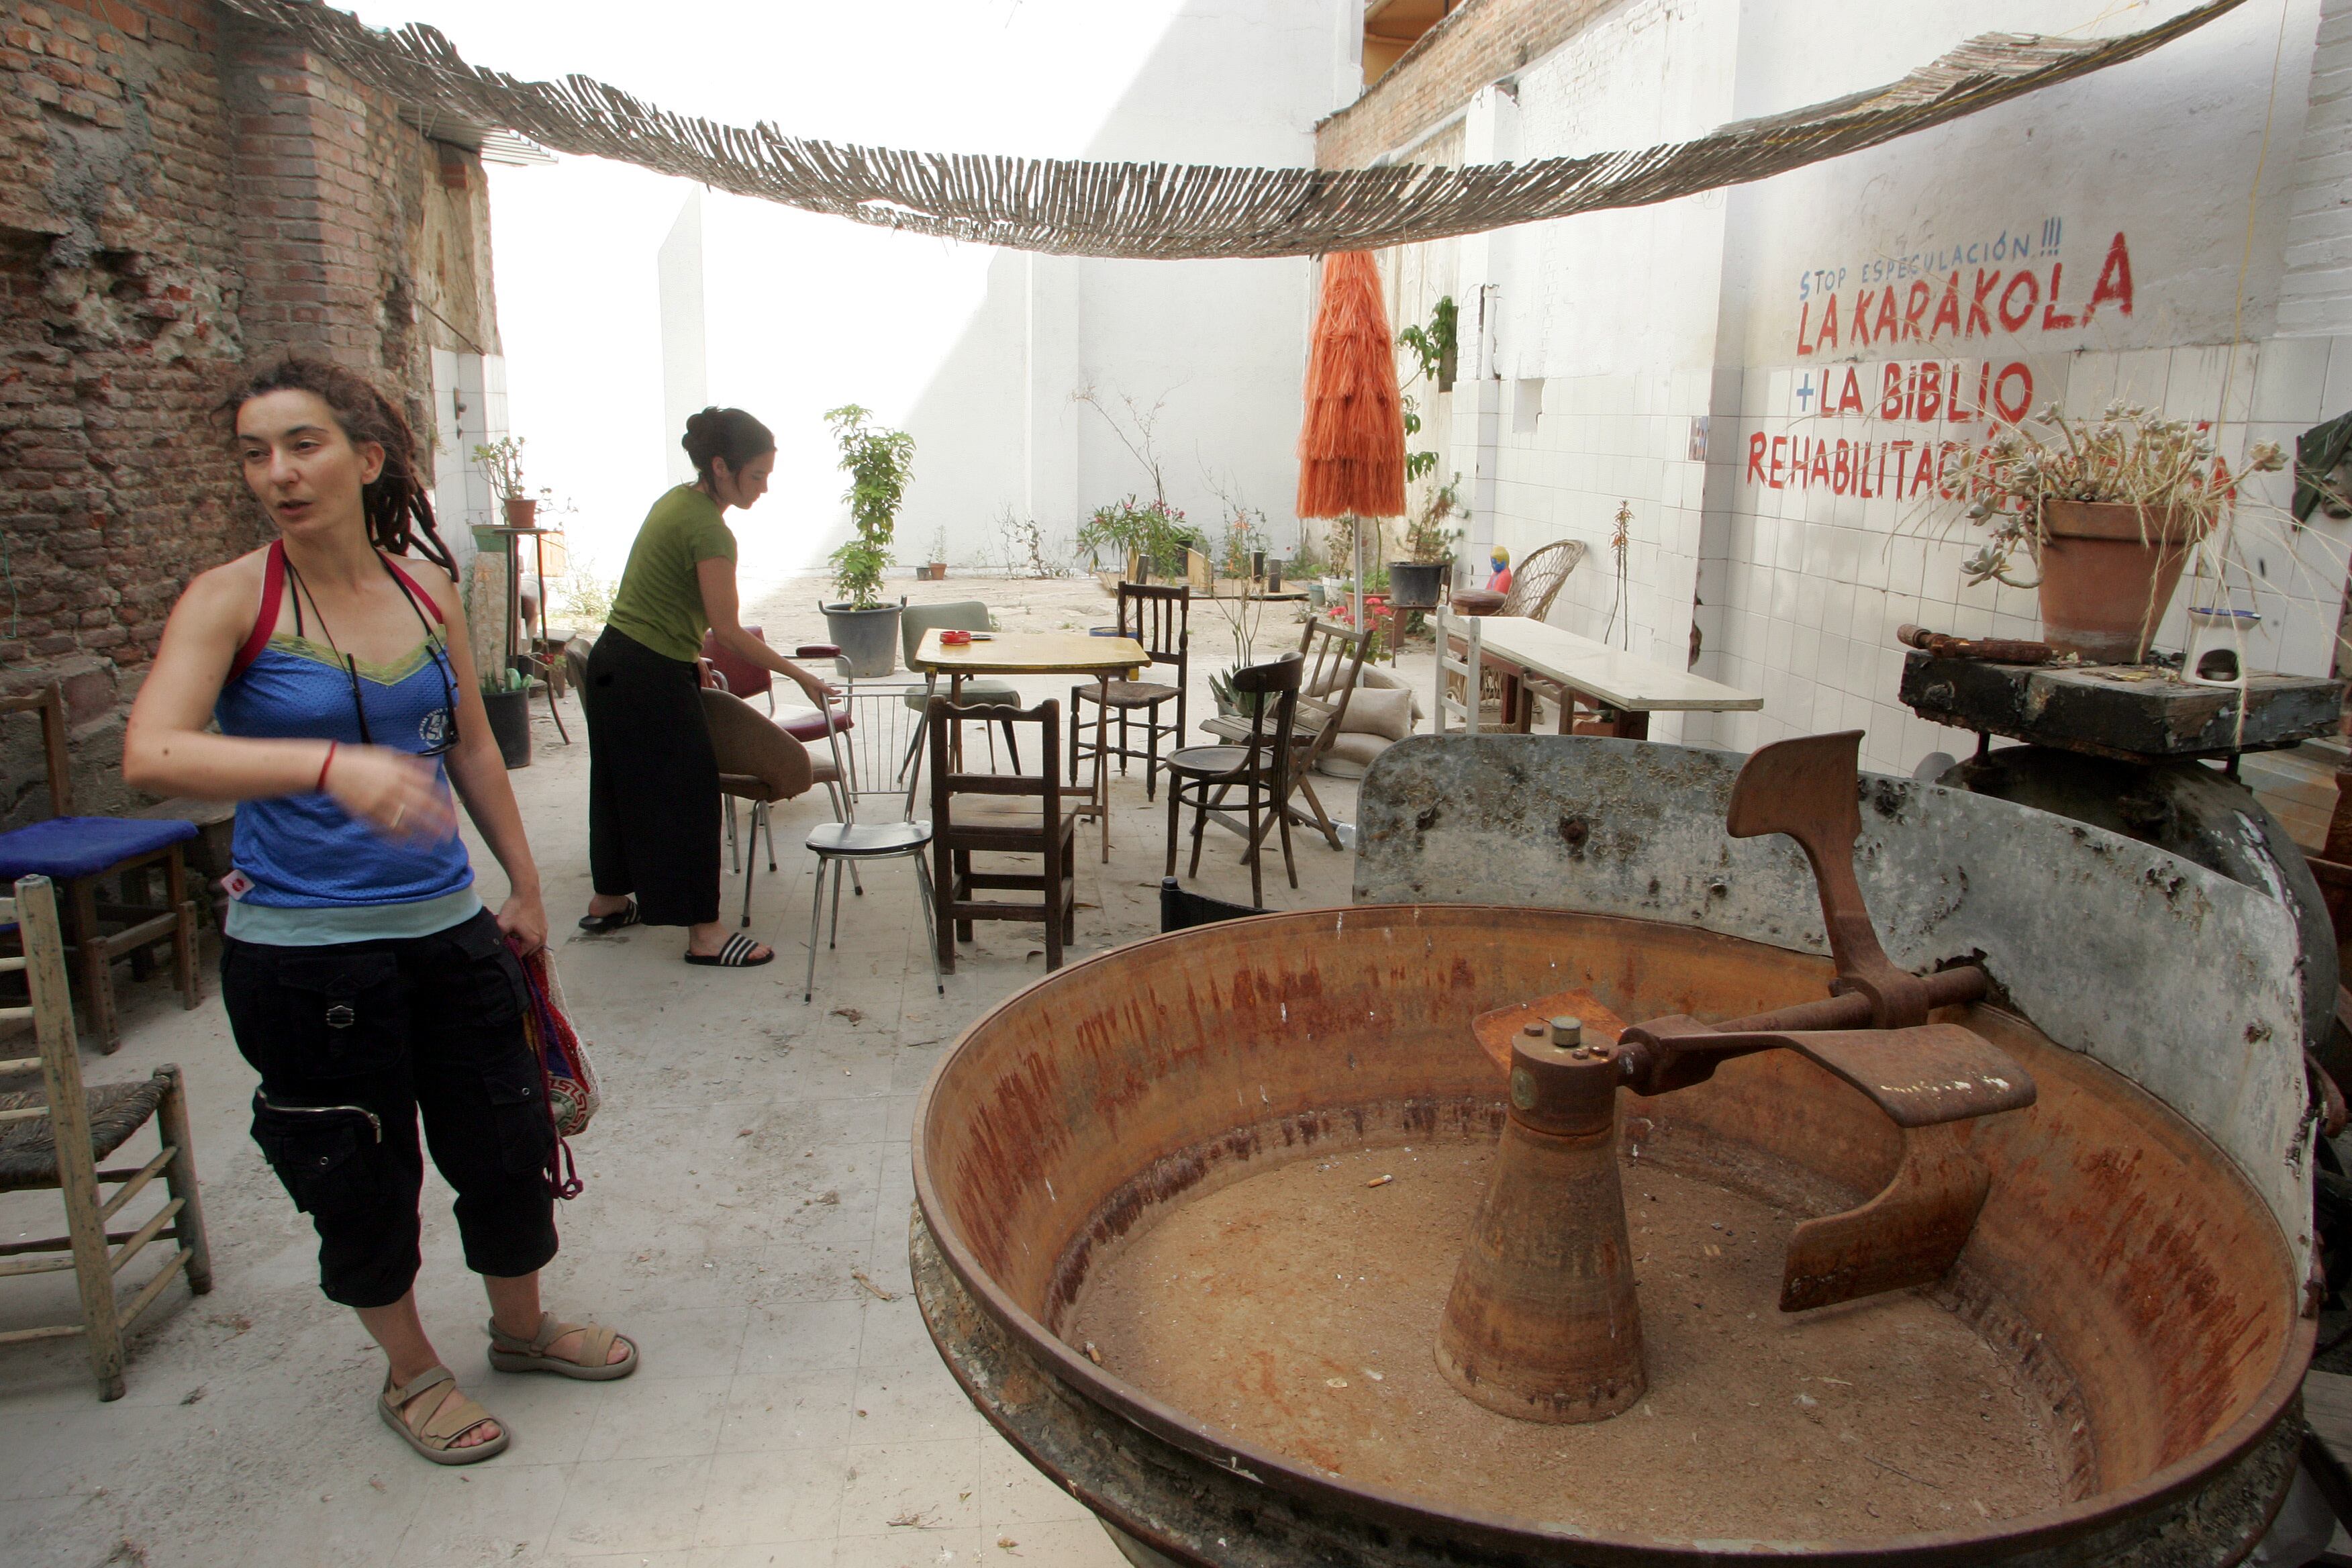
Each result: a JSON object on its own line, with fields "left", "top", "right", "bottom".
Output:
{"left": 685, "top": 932, "right": 774, "bottom": 968}
{"left": 577, "top": 899, "right": 640, "bottom": 934}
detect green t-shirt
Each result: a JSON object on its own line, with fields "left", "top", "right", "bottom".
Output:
{"left": 606, "top": 485, "right": 738, "bottom": 663}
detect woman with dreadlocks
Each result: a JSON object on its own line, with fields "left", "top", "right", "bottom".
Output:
{"left": 125, "top": 355, "right": 634, "bottom": 1466}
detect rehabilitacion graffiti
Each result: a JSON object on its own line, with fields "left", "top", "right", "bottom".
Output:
{"left": 1792, "top": 230, "right": 2133, "bottom": 358}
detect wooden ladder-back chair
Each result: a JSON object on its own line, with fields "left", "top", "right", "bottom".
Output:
{"left": 1204, "top": 618, "right": 1369, "bottom": 854}
{"left": 0, "top": 875, "right": 212, "bottom": 1399}
{"left": 928, "top": 697, "right": 1077, "bottom": 973}
{"left": 1165, "top": 652, "right": 1304, "bottom": 907}
{"left": 1071, "top": 582, "right": 1190, "bottom": 801}
{"left": 0, "top": 684, "right": 200, "bottom": 1050}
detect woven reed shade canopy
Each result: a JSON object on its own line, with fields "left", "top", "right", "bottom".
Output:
{"left": 219, "top": 0, "right": 2243, "bottom": 262}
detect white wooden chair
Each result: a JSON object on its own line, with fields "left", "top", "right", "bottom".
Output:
{"left": 0, "top": 874, "right": 212, "bottom": 1399}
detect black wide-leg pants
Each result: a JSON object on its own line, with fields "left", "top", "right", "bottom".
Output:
{"left": 582, "top": 626, "right": 720, "bottom": 927}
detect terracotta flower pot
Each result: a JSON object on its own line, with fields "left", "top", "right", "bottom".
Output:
{"left": 2036, "top": 501, "right": 2199, "bottom": 665}
{"left": 503, "top": 495, "right": 538, "bottom": 528}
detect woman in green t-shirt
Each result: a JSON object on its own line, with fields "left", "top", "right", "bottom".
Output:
{"left": 578, "top": 407, "right": 834, "bottom": 966}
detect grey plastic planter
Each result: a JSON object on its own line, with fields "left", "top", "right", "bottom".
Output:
{"left": 822, "top": 600, "right": 902, "bottom": 677}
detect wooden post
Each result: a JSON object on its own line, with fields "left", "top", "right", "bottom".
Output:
{"left": 22, "top": 877, "right": 127, "bottom": 1398}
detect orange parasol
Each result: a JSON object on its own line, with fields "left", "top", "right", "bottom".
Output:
{"left": 1296, "top": 250, "right": 1406, "bottom": 632}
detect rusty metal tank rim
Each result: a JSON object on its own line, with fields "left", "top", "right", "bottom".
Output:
{"left": 908, "top": 905, "right": 2314, "bottom": 1563}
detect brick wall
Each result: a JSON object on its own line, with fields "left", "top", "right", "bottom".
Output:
{"left": 1316, "top": 0, "right": 1613, "bottom": 168}
{"left": 0, "top": 0, "right": 497, "bottom": 822}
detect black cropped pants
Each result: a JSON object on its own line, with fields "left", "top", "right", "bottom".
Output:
{"left": 222, "top": 910, "right": 558, "bottom": 1310}
{"left": 582, "top": 625, "right": 722, "bottom": 927}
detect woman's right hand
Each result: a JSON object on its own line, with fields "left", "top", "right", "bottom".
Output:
{"left": 323, "top": 744, "right": 458, "bottom": 844}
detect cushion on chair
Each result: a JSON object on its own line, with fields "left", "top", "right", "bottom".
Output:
{"left": 795, "top": 644, "right": 841, "bottom": 658}
{"left": 905, "top": 679, "right": 1020, "bottom": 712}
{"left": 777, "top": 707, "right": 853, "bottom": 742}
{"left": 1338, "top": 686, "right": 1414, "bottom": 740}
{"left": 699, "top": 689, "right": 813, "bottom": 803}
{"left": 948, "top": 799, "right": 1081, "bottom": 838}
{"left": 1316, "top": 731, "right": 1395, "bottom": 779}
{"left": 0, "top": 1075, "right": 170, "bottom": 1191}
{"left": 0, "top": 817, "right": 197, "bottom": 881}
{"left": 1076, "top": 680, "right": 1179, "bottom": 708}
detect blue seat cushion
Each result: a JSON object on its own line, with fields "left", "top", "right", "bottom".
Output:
{"left": 0, "top": 816, "right": 199, "bottom": 882}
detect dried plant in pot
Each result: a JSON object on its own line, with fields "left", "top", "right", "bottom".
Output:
{"left": 1941, "top": 403, "right": 2285, "bottom": 663}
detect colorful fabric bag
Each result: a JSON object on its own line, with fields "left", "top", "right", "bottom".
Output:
{"left": 516, "top": 945, "right": 599, "bottom": 1197}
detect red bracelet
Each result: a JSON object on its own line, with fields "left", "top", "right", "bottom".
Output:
{"left": 315, "top": 741, "right": 338, "bottom": 793}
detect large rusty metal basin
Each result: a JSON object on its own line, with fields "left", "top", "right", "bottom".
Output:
{"left": 910, "top": 905, "right": 2310, "bottom": 1566}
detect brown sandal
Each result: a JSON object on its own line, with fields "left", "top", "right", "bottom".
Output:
{"left": 486, "top": 1311, "right": 639, "bottom": 1381}
{"left": 379, "top": 1365, "right": 509, "bottom": 1465}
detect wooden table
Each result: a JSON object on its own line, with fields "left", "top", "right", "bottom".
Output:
{"left": 913, "top": 630, "right": 1149, "bottom": 860}
{"left": 1436, "top": 611, "right": 1762, "bottom": 738}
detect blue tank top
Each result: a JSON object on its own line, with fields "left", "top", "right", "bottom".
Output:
{"left": 215, "top": 542, "right": 475, "bottom": 928}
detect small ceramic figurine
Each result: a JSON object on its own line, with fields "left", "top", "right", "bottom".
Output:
{"left": 1488, "top": 545, "right": 1513, "bottom": 597}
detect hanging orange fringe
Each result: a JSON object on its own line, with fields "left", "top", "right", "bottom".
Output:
{"left": 1296, "top": 250, "right": 1406, "bottom": 522}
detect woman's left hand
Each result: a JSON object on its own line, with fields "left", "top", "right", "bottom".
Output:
{"left": 795, "top": 669, "right": 841, "bottom": 705}
{"left": 497, "top": 889, "right": 549, "bottom": 955}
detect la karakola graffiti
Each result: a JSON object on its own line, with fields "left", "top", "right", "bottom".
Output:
{"left": 1793, "top": 228, "right": 2133, "bottom": 356}
{"left": 1747, "top": 230, "right": 2136, "bottom": 498}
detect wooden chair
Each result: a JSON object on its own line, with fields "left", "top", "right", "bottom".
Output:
{"left": 0, "top": 874, "right": 212, "bottom": 1400}
{"left": 928, "top": 697, "right": 1076, "bottom": 973}
{"left": 0, "top": 685, "right": 199, "bottom": 1051}
{"left": 1165, "top": 652, "right": 1304, "bottom": 907}
{"left": 1071, "top": 583, "right": 1190, "bottom": 801}
{"left": 1199, "top": 619, "right": 1369, "bottom": 853}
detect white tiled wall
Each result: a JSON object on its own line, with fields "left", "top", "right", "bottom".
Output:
{"left": 1373, "top": 0, "right": 2352, "bottom": 775}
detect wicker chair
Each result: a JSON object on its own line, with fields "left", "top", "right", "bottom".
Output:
{"left": 1499, "top": 539, "right": 1588, "bottom": 622}
{"left": 0, "top": 875, "right": 211, "bottom": 1399}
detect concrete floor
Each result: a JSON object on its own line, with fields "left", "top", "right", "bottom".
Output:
{"left": 0, "top": 575, "right": 1375, "bottom": 1568}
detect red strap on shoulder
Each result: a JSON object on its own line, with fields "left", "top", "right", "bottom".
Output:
{"left": 382, "top": 556, "right": 447, "bottom": 625}
{"left": 228, "top": 541, "right": 285, "bottom": 681}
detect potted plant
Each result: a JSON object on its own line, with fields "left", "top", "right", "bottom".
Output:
{"left": 1075, "top": 496, "right": 1203, "bottom": 583}
{"left": 820, "top": 404, "right": 916, "bottom": 676}
{"left": 1940, "top": 403, "right": 2286, "bottom": 663}
{"left": 1389, "top": 473, "right": 1465, "bottom": 611}
{"left": 923, "top": 526, "right": 948, "bottom": 582}
{"left": 473, "top": 437, "right": 535, "bottom": 530}
{"left": 479, "top": 665, "right": 532, "bottom": 769}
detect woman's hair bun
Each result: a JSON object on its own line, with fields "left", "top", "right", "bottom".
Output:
{"left": 681, "top": 406, "right": 774, "bottom": 483}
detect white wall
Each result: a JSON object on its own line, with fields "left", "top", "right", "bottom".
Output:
{"left": 362, "top": 0, "right": 1355, "bottom": 602}
{"left": 1385, "top": 0, "right": 2351, "bottom": 774}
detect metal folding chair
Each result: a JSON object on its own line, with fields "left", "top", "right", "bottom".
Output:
{"left": 800, "top": 673, "right": 944, "bottom": 1004}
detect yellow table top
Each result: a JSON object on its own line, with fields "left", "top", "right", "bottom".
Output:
{"left": 914, "top": 629, "right": 1148, "bottom": 678}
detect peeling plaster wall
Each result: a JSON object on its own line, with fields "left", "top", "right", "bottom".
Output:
{"left": 1354, "top": 734, "right": 2314, "bottom": 1267}
{"left": 0, "top": 0, "right": 501, "bottom": 818}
